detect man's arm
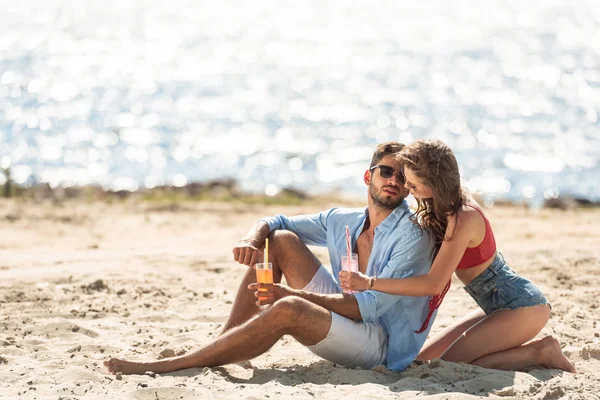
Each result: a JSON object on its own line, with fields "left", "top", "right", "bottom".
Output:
{"left": 353, "top": 233, "right": 434, "bottom": 323}
{"left": 233, "top": 210, "right": 336, "bottom": 266}
{"left": 250, "top": 283, "right": 362, "bottom": 320}
{"left": 232, "top": 221, "right": 271, "bottom": 266}
{"left": 260, "top": 211, "right": 333, "bottom": 246}
{"left": 288, "top": 288, "right": 362, "bottom": 320}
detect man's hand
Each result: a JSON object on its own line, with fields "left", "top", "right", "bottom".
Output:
{"left": 233, "top": 239, "right": 261, "bottom": 266}
{"left": 247, "top": 283, "right": 296, "bottom": 307}
{"left": 339, "top": 270, "right": 370, "bottom": 292}
{"left": 232, "top": 222, "right": 271, "bottom": 266}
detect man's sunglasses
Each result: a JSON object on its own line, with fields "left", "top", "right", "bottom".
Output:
{"left": 370, "top": 165, "right": 405, "bottom": 184}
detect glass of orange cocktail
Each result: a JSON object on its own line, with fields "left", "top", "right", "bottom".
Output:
{"left": 255, "top": 262, "right": 273, "bottom": 308}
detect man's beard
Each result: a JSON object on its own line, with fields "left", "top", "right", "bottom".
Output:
{"left": 369, "top": 183, "right": 404, "bottom": 209}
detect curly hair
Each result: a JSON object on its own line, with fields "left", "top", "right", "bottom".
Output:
{"left": 397, "top": 139, "right": 467, "bottom": 256}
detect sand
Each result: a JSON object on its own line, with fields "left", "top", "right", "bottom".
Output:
{"left": 0, "top": 198, "right": 599, "bottom": 399}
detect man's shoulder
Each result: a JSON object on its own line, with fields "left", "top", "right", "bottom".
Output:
{"left": 392, "top": 210, "right": 433, "bottom": 255}
{"left": 322, "top": 206, "right": 366, "bottom": 220}
{"left": 395, "top": 209, "right": 424, "bottom": 238}
{"left": 329, "top": 206, "right": 366, "bottom": 214}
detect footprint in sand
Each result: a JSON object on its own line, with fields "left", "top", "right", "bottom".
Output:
{"left": 36, "top": 322, "right": 99, "bottom": 338}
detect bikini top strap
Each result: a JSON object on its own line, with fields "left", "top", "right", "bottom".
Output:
{"left": 464, "top": 203, "right": 493, "bottom": 240}
{"left": 465, "top": 203, "right": 487, "bottom": 220}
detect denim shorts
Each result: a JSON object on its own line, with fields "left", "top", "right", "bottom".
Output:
{"left": 463, "top": 253, "right": 550, "bottom": 315}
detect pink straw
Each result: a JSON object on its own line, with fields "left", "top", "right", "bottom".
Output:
{"left": 345, "top": 225, "right": 352, "bottom": 265}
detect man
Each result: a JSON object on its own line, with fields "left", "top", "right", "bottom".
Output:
{"left": 104, "top": 142, "right": 435, "bottom": 375}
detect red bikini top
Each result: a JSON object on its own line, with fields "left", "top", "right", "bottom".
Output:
{"left": 415, "top": 204, "right": 497, "bottom": 334}
{"left": 456, "top": 204, "right": 497, "bottom": 269}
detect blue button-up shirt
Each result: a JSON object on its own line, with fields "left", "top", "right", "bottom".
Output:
{"left": 260, "top": 200, "right": 435, "bottom": 372}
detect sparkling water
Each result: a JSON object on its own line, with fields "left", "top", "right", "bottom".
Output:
{"left": 1, "top": 0, "right": 599, "bottom": 204}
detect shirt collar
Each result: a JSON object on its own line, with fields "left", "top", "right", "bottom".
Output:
{"left": 364, "top": 200, "right": 410, "bottom": 234}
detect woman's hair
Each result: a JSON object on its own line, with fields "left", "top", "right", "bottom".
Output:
{"left": 397, "top": 139, "right": 467, "bottom": 255}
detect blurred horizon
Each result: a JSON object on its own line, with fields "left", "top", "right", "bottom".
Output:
{"left": 1, "top": 0, "right": 599, "bottom": 206}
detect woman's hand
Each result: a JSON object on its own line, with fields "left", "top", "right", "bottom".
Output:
{"left": 339, "top": 270, "right": 370, "bottom": 291}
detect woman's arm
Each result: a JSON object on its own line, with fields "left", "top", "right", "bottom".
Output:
{"left": 340, "top": 212, "right": 476, "bottom": 296}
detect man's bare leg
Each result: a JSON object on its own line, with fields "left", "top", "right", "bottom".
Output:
{"left": 221, "top": 230, "right": 322, "bottom": 334}
{"left": 220, "top": 268, "right": 263, "bottom": 334}
{"left": 105, "top": 297, "right": 331, "bottom": 375}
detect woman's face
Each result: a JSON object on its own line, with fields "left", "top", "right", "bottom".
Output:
{"left": 403, "top": 167, "right": 434, "bottom": 199}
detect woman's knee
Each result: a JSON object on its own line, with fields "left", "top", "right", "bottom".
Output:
{"left": 441, "top": 305, "right": 552, "bottom": 364}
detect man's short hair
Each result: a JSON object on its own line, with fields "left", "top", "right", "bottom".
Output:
{"left": 369, "top": 142, "right": 405, "bottom": 168}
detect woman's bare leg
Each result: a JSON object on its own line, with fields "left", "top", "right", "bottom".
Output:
{"left": 471, "top": 335, "right": 575, "bottom": 372}
{"left": 417, "top": 308, "right": 486, "bottom": 360}
{"left": 440, "top": 305, "right": 575, "bottom": 372}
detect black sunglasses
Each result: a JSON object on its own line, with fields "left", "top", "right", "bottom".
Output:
{"left": 370, "top": 165, "right": 405, "bottom": 184}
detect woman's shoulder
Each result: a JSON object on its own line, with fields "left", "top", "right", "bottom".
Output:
{"left": 454, "top": 201, "right": 487, "bottom": 230}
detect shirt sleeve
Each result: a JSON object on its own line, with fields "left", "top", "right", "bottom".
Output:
{"left": 353, "top": 233, "right": 433, "bottom": 323}
{"left": 260, "top": 208, "right": 336, "bottom": 247}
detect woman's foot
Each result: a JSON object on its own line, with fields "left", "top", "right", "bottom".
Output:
{"left": 104, "top": 358, "right": 152, "bottom": 375}
{"left": 536, "top": 336, "right": 577, "bottom": 373}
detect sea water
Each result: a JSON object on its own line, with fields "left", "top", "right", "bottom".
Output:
{"left": 1, "top": 0, "right": 599, "bottom": 204}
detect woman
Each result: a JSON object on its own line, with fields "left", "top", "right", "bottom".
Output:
{"left": 339, "top": 139, "right": 575, "bottom": 372}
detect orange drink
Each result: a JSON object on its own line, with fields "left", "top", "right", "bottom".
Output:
{"left": 255, "top": 262, "right": 273, "bottom": 307}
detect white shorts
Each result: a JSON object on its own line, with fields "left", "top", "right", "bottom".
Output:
{"left": 303, "top": 265, "right": 388, "bottom": 369}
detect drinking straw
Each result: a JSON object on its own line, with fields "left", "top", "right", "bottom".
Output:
{"left": 345, "top": 225, "right": 351, "bottom": 263}
{"left": 265, "top": 238, "right": 269, "bottom": 267}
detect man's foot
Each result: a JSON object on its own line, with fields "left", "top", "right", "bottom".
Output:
{"left": 536, "top": 336, "right": 577, "bottom": 373}
{"left": 104, "top": 358, "right": 151, "bottom": 375}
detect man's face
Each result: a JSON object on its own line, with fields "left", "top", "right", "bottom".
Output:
{"left": 366, "top": 155, "right": 409, "bottom": 209}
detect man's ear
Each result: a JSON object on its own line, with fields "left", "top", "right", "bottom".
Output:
{"left": 364, "top": 169, "right": 371, "bottom": 186}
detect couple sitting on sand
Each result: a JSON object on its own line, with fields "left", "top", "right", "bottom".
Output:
{"left": 105, "top": 140, "right": 575, "bottom": 375}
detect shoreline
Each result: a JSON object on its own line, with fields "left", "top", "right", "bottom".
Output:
{"left": 3, "top": 178, "right": 600, "bottom": 211}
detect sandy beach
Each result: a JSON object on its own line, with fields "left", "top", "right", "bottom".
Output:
{"left": 0, "top": 197, "right": 599, "bottom": 399}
